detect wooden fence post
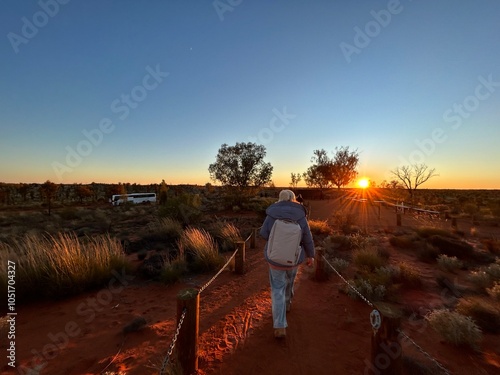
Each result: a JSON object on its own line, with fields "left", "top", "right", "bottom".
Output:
{"left": 314, "top": 247, "right": 328, "bottom": 281}
{"left": 250, "top": 228, "right": 256, "bottom": 249}
{"left": 235, "top": 241, "right": 246, "bottom": 274}
{"left": 369, "top": 303, "right": 403, "bottom": 375}
{"left": 378, "top": 204, "right": 381, "bottom": 220}
{"left": 176, "top": 288, "right": 199, "bottom": 375}
{"left": 396, "top": 213, "right": 402, "bottom": 227}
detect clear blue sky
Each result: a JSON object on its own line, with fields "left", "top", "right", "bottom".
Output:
{"left": 1, "top": 0, "right": 499, "bottom": 188}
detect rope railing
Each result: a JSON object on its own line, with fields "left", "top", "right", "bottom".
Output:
{"left": 198, "top": 248, "right": 239, "bottom": 294}
{"left": 322, "top": 253, "right": 452, "bottom": 375}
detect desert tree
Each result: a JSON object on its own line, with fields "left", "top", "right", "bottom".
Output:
{"left": 302, "top": 149, "right": 331, "bottom": 190}
{"left": 390, "top": 164, "right": 438, "bottom": 201}
{"left": 303, "top": 147, "right": 359, "bottom": 191}
{"left": 290, "top": 172, "right": 302, "bottom": 188}
{"left": 329, "top": 146, "right": 359, "bottom": 189}
{"left": 159, "top": 179, "right": 169, "bottom": 206}
{"left": 39, "top": 180, "right": 59, "bottom": 215}
{"left": 74, "top": 184, "right": 93, "bottom": 203}
{"left": 208, "top": 142, "right": 273, "bottom": 188}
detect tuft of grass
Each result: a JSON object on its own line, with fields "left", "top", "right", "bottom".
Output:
{"left": 0, "top": 232, "right": 129, "bottom": 302}
{"left": 456, "top": 296, "right": 500, "bottom": 334}
{"left": 426, "top": 309, "right": 482, "bottom": 350}
{"left": 437, "top": 254, "right": 463, "bottom": 273}
{"left": 353, "top": 247, "right": 387, "bottom": 271}
{"left": 308, "top": 219, "right": 331, "bottom": 235}
{"left": 178, "top": 227, "right": 224, "bottom": 272}
{"left": 147, "top": 217, "right": 183, "bottom": 242}
{"left": 218, "top": 222, "right": 243, "bottom": 252}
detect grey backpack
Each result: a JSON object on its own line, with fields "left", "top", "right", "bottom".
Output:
{"left": 267, "top": 218, "right": 303, "bottom": 266}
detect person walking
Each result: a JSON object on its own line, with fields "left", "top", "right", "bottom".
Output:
{"left": 260, "top": 189, "right": 315, "bottom": 338}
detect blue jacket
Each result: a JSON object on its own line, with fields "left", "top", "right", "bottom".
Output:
{"left": 260, "top": 201, "right": 315, "bottom": 267}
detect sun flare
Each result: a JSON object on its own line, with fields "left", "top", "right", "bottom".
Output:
{"left": 357, "top": 178, "right": 370, "bottom": 189}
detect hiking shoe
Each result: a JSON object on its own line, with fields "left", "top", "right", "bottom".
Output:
{"left": 274, "top": 328, "right": 286, "bottom": 338}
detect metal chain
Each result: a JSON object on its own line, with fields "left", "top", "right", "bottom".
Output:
{"left": 398, "top": 329, "right": 451, "bottom": 375}
{"left": 322, "top": 254, "right": 374, "bottom": 307}
{"left": 160, "top": 307, "right": 187, "bottom": 375}
{"left": 198, "top": 249, "right": 239, "bottom": 294}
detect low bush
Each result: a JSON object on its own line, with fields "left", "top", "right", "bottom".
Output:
{"left": 353, "top": 247, "right": 387, "bottom": 271}
{"left": 160, "top": 259, "right": 188, "bottom": 284}
{"left": 437, "top": 254, "right": 463, "bottom": 273}
{"left": 417, "top": 242, "right": 440, "bottom": 263}
{"left": 345, "top": 278, "right": 386, "bottom": 302}
{"left": 456, "top": 297, "right": 500, "bottom": 333}
{"left": 426, "top": 309, "right": 482, "bottom": 350}
{"left": 427, "top": 235, "right": 474, "bottom": 259}
{"left": 325, "top": 257, "right": 349, "bottom": 275}
{"left": 308, "top": 219, "right": 331, "bottom": 235}
{"left": 395, "top": 262, "right": 423, "bottom": 289}
{"left": 147, "top": 218, "right": 183, "bottom": 242}
{"left": 332, "top": 210, "right": 358, "bottom": 234}
{"left": 415, "top": 227, "right": 456, "bottom": 239}
{"left": 389, "top": 235, "right": 418, "bottom": 249}
{"left": 323, "top": 234, "right": 354, "bottom": 253}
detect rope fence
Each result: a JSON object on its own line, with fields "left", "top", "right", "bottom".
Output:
{"left": 321, "top": 253, "right": 451, "bottom": 375}
{"left": 159, "top": 227, "right": 258, "bottom": 374}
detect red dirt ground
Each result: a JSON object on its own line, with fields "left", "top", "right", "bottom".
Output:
{"left": 2, "top": 200, "right": 500, "bottom": 375}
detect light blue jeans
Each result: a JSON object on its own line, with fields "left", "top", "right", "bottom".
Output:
{"left": 269, "top": 266, "right": 298, "bottom": 329}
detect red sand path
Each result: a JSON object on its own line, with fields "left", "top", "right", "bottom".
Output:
{"left": 3, "top": 200, "right": 500, "bottom": 374}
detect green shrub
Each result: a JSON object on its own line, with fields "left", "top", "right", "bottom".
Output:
{"left": 427, "top": 235, "right": 474, "bottom": 259}
{"left": 158, "top": 193, "right": 202, "bottom": 225}
{"left": 415, "top": 227, "right": 456, "bottom": 239}
{"left": 326, "top": 257, "right": 349, "bottom": 274}
{"left": 389, "top": 235, "right": 418, "bottom": 249}
{"left": 437, "top": 254, "right": 463, "bottom": 273}
{"left": 308, "top": 219, "right": 331, "bottom": 235}
{"left": 345, "top": 278, "right": 386, "bottom": 302}
{"left": 160, "top": 259, "right": 188, "bottom": 284}
{"left": 332, "top": 210, "right": 358, "bottom": 234}
{"left": 148, "top": 217, "right": 183, "bottom": 241}
{"left": 395, "top": 262, "right": 423, "bottom": 289}
{"left": 323, "top": 234, "right": 354, "bottom": 253}
{"left": 426, "top": 309, "right": 482, "bottom": 350}
{"left": 0, "top": 232, "right": 129, "bottom": 302}
{"left": 353, "top": 247, "right": 387, "bottom": 271}
{"left": 178, "top": 227, "right": 224, "bottom": 272}
{"left": 468, "top": 270, "right": 493, "bottom": 290}
{"left": 456, "top": 297, "right": 500, "bottom": 333}
{"left": 417, "top": 242, "right": 440, "bottom": 263}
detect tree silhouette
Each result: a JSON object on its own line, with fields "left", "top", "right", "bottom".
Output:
{"left": 391, "top": 164, "right": 438, "bottom": 200}
{"left": 208, "top": 142, "right": 273, "bottom": 187}
{"left": 39, "top": 180, "right": 59, "bottom": 215}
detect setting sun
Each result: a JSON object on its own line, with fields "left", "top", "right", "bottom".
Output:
{"left": 357, "top": 178, "right": 370, "bottom": 189}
